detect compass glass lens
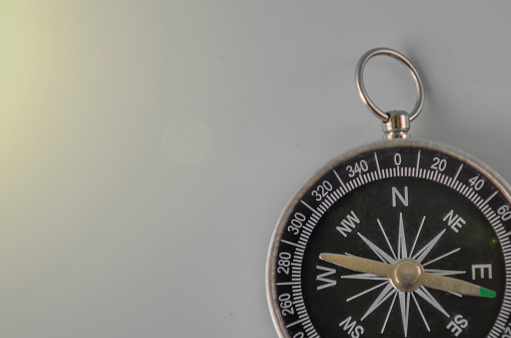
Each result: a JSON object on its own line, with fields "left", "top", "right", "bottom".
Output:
{"left": 267, "top": 141, "right": 511, "bottom": 338}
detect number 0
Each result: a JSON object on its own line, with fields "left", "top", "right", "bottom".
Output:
{"left": 394, "top": 153, "right": 402, "bottom": 166}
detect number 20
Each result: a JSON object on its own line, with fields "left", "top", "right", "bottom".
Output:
{"left": 431, "top": 157, "right": 447, "bottom": 172}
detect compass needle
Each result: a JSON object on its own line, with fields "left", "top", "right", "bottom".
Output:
{"left": 319, "top": 254, "right": 393, "bottom": 278}
{"left": 320, "top": 253, "right": 497, "bottom": 298}
{"left": 268, "top": 48, "right": 510, "bottom": 338}
{"left": 421, "top": 272, "right": 497, "bottom": 298}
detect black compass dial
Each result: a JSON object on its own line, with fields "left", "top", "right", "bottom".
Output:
{"left": 267, "top": 140, "right": 511, "bottom": 338}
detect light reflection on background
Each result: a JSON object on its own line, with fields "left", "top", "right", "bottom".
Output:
{"left": 0, "top": 0, "right": 166, "bottom": 321}
{"left": 0, "top": 2, "right": 229, "bottom": 335}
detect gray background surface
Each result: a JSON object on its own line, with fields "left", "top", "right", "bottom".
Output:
{"left": 1, "top": 1, "right": 511, "bottom": 337}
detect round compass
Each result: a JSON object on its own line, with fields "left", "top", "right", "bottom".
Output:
{"left": 266, "top": 49, "right": 511, "bottom": 338}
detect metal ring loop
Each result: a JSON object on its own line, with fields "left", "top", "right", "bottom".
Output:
{"left": 355, "top": 48, "right": 424, "bottom": 122}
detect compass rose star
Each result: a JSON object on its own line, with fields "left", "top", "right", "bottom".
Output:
{"left": 322, "top": 213, "right": 472, "bottom": 337}
{"left": 321, "top": 212, "right": 496, "bottom": 336}
{"left": 357, "top": 213, "right": 447, "bottom": 336}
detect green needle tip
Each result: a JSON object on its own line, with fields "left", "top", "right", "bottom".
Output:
{"left": 480, "top": 287, "right": 496, "bottom": 299}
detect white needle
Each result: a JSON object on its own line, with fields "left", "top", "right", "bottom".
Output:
{"left": 319, "top": 253, "right": 496, "bottom": 298}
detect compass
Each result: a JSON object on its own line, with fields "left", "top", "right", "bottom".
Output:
{"left": 266, "top": 48, "right": 511, "bottom": 338}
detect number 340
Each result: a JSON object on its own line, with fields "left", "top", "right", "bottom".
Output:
{"left": 346, "top": 160, "right": 369, "bottom": 177}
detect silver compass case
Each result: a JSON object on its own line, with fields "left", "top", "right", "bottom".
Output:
{"left": 266, "top": 49, "right": 511, "bottom": 338}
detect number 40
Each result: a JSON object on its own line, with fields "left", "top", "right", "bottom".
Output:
{"left": 468, "top": 175, "right": 485, "bottom": 191}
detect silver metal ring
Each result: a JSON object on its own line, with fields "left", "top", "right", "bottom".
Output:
{"left": 355, "top": 48, "right": 424, "bottom": 122}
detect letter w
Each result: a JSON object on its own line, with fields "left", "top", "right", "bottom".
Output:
{"left": 316, "top": 265, "right": 337, "bottom": 290}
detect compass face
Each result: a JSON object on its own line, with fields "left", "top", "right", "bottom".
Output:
{"left": 267, "top": 140, "right": 511, "bottom": 338}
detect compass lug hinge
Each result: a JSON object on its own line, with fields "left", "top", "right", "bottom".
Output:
{"left": 383, "top": 110, "right": 410, "bottom": 139}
